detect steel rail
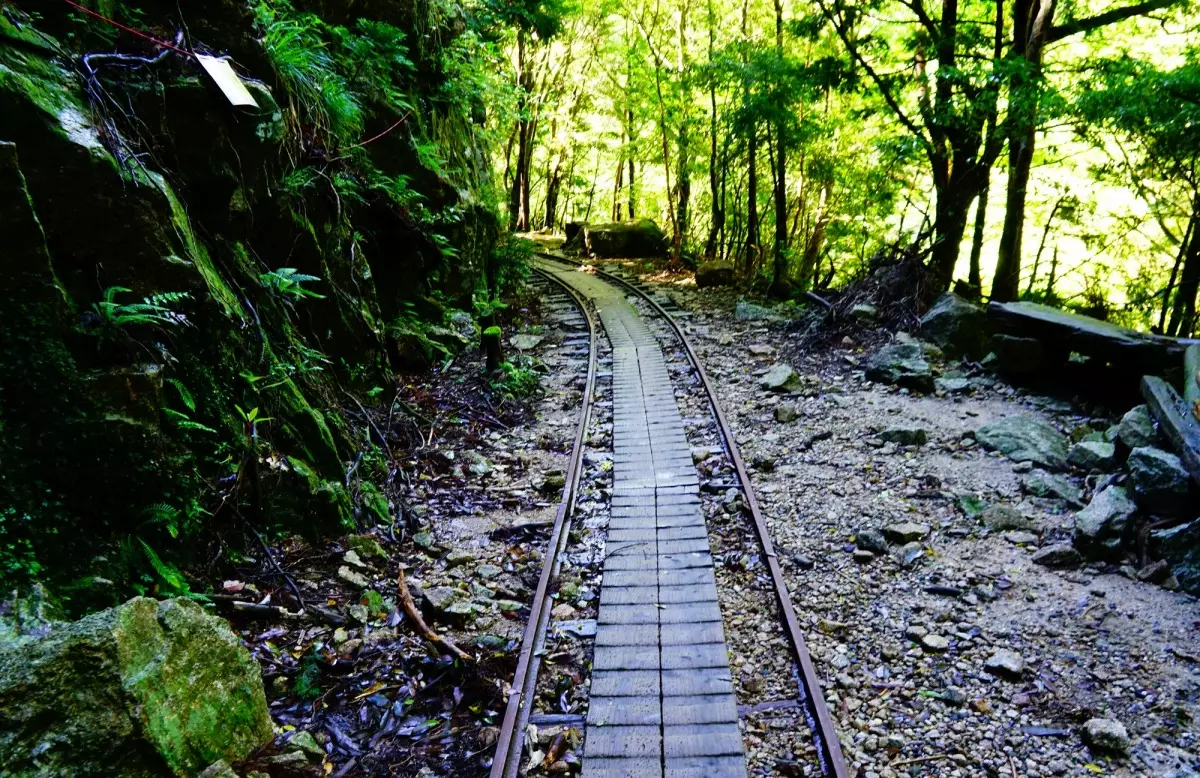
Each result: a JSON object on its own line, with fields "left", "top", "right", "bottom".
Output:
{"left": 535, "top": 252, "right": 851, "bottom": 778}
{"left": 489, "top": 266, "right": 598, "bottom": 778}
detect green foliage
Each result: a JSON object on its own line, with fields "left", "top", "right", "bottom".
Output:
{"left": 260, "top": 268, "right": 326, "bottom": 300}
{"left": 0, "top": 507, "right": 42, "bottom": 584}
{"left": 489, "top": 234, "right": 534, "bottom": 295}
{"left": 293, "top": 645, "right": 324, "bottom": 700}
{"left": 491, "top": 358, "right": 541, "bottom": 398}
{"left": 92, "top": 287, "right": 190, "bottom": 330}
{"left": 136, "top": 538, "right": 191, "bottom": 597}
{"left": 255, "top": 0, "right": 414, "bottom": 150}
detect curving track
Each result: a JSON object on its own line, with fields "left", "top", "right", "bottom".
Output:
{"left": 489, "top": 255, "right": 849, "bottom": 778}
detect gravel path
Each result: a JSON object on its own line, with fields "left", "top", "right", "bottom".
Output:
{"left": 631, "top": 273, "right": 1200, "bottom": 778}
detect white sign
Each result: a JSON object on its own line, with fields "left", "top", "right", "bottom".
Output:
{"left": 196, "top": 54, "right": 259, "bottom": 108}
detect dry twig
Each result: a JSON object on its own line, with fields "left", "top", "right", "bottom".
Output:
{"left": 397, "top": 566, "right": 472, "bottom": 663}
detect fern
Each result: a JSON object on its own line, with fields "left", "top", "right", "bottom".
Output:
{"left": 164, "top": 408, "right": 218, "bottom": 435}
{"left": 166, "top": 378, "right": 196, "bottom": 412}
{"left": 93, "top": 286, "right": 190, "bottom": 329}
{"left": 138, "top": 537, "right": 190, "bottom": 595}
{"left": 260, "top": 267, "right": 325, "bottom": 300}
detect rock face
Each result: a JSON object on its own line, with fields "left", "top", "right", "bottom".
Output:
{"left": 734, "top": 299, "right": 785, "bottom": 322}
{"left": 1118, "top": 405, "right": 1158, "bottom": 449}
{"left": 980, "top": 504, "right": 1033, "bottom": 531}
{"left": 0, "top": 597, "right": 272, "bottom": 777}
{"left": 1128, "top": 446, "right": 1191, "bottom": 515}
{"left": 583, "top": 219, "right": 668, "bottom": 258}
{"left": 0, "top": 3, "right": 500, "bottom": 581}
{"left": 1067, "top": 440, "right": 1118, "bottom": 472}
{"left": 919, "top": 292, "right": 987, "bottom": 358}
{"left": 882, "top": 522, "right": 929, "bottom": 543}
{"left": 855, "top": 529, "right": 889, "bottom": 555}
{"left": 989, "top": 334, "right": 1048, "bottom": 376}
{"left": 984, "top": 648, "right": 1026, "bottom": 680}
{"left": 695, "top": 260, "right": 735, "bottom": 288}
{"left": 1074, "top": 485, "right": 1138, "bottom": 555}
{"left": 975, "top": 416, "right": 1069, "bottom": 471}
{"left": 1152, "top": 518, "right": 1200, "bottom": 595}
{"left": 864, "top": 343, "right": 934, "bottom": 393}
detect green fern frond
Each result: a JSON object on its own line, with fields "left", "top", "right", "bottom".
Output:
{"left": 166, "top": 378, "right": 196, "bottom": 411}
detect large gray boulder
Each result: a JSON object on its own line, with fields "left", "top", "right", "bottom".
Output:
{"left": 1128, "top": 446, "right": 1191, "bottom": 515}
{"left": 1022, "top": 470, "right": 1084, "bottom": 505}
{"left": 695, "top": 260, "right": 735, "bottom": 288}
{"left": 1067, "top": 440, "right": 1118, "bottom": 472}
{"left": 864, "top": 342, "right": 934, "bottom": 393}
{"left": 976, "top": 416, "right": 1069, "bottom": 471}
{"left": 1073, "top": 485, "right": 1138, "bottom": 556}
{"left": 0, "top": 597, "right": 273, "bottom": 777}
{"left": 1118, "top": 405, "right": 1158, "bottom": 450}
{"left": 584, "top": 219, "right": 667, "bottom": 258}
{"left": 920, "top": 292, "right": 987, "bottom": 358}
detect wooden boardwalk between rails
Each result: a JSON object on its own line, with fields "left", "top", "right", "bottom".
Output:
{"left": 537, "top": 264, "right": 747, "bottom": 778}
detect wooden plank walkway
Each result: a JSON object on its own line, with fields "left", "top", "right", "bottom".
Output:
{"left": 538, "top": 263, "right": 747, "bottom": 778}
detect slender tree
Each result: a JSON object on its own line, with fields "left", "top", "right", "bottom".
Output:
{"left": 990, "top": 0, "right": 1181, "bottom": 301}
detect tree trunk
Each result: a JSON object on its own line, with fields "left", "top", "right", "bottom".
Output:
{"left": 965, "top": 0, "right": 1004, "bottom": 299}
{"left": 508, "top": 30, "right": 533, "bottom": 232}
{"left": 929, "top": 163, "right": 981, "bottom": 288}
{"left": 544, "top": 168, "right": 561, "bottom": 230}
{"left": 966, "top": 187, "right": 988, "bottom": 297}
{"left": 1026, "top": 194, "right": 1064, "bottom": 295}
{"left": 770, "top": 0, "right": 789, "bottom": 296}
{"left": 703, "top": 0, "right": 723, "bottom": 260}
{"left": 1168, "top": 194, "right": 1200, "bottom": 337}
{"left": 797, "top": 179, "right": 831, "bottom": 289}
{"left": 992, "top": 0, "right": 1053, "bottom": 301}
{"left": 1160, "top": 212, "right": 1195, "bottom": 332}
{"left": 675, "top": 0, "right": 691, "bottom": 253}
{"left": 612, "top": 152, "right": 624, "bottom": 221}
{"left": 742, "top": 0, "right": 757, "bottom": 275}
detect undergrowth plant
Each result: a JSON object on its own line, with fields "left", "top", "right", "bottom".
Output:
{"left": 92, "top": 287, "right": 190, "bottom": 330}
{"left": 254, "top": 0, "right": 413, "bottom": 153}
{"left": 260, "top": 267, "right": 325, "bottom": 300}
{"left": 491, "top": 357, "right": 541, "bottom": 398}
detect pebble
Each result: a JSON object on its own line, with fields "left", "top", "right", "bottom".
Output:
{"left": 984, "top": 648, "right": 1026, "bottom": 680}
{"left": 920, "top": 634, "right": 950, "bottom": 652}
{"left": 882, "top": 522, "right": 929, "bottom": 543}
{"left": 1081, "top": 718, "right": 1131, "bottom": 756}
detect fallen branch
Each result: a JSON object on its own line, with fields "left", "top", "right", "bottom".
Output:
{"left": 890, "top": 754, "right": 949, "bottom": 768}
{"left": 397, "top": 566, "right": 471, "bottom": 663}
{"left": 798, "top": 430, "right": 833, "bottom": 451}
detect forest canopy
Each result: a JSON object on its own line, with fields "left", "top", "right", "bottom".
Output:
{"left": 490, "top": 0, "right": 1200, "bottom": 333}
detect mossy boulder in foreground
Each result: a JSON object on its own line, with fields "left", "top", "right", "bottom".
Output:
{"left": 0, "top": 597, "right": 272, "bottom": 777}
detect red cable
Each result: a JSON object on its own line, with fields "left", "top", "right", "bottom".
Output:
{"left": 347, "top": 110, "right": 413, "bottom": 149}
{"left": 61, "top": 0, "right": 193, "bottom": 57}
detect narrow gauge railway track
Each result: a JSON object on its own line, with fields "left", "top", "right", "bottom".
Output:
{"left": 490, "top": 256, "right": 849, "bottom": 778}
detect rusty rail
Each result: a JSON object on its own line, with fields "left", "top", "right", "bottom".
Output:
{"left": 489, "top": 267, "right": 597, "bottom": 778}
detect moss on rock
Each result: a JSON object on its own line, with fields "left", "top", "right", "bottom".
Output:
{"left": 0, "top": 597, "right": 272, "bottom": 777}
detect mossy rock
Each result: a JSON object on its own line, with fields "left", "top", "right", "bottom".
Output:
{"left": 0, "top": 597, "right": 273, "bottom": 777}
